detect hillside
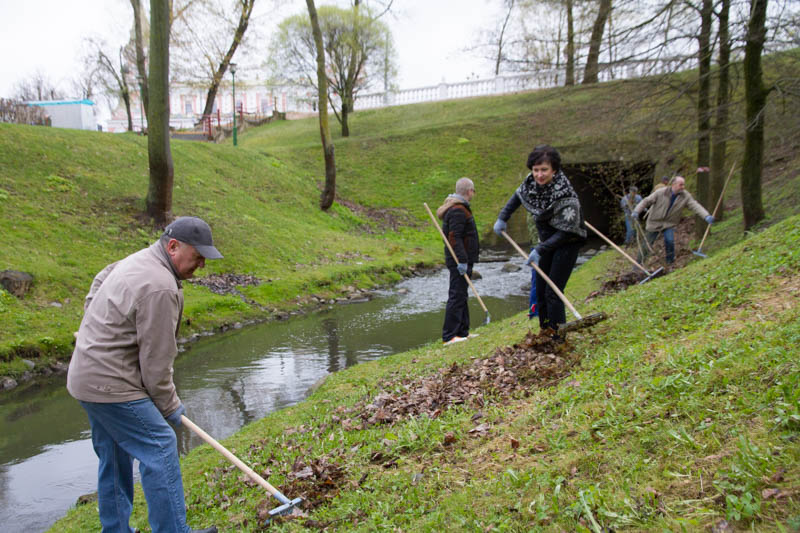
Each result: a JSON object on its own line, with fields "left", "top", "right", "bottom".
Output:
{"left": 50, "top": 213, "right": 800, "bottom": 531}
{"left": 1, "top": 50, "right": 799, "bottom": 376}
{"left": 1, "top": 49, "right": 796, "bottom": 531}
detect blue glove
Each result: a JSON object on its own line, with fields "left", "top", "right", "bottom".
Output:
{"left": 633, "top": 211, "right": 640, "bottom": 220}
{"left": 705, "top": 215, "right": 714, "bottom": 224}
{"left": 457, "top": 263, "right": 468, "bottom": 276}
{"left": 493, "top": 218, "right": 507, "bottom": 236}
{"left": 526, "top": 248, "right": 541, "bottom": 266}
{"left": 165, "top": 403, "right": 186, "bottom": 427}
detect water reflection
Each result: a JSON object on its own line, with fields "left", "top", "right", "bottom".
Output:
{"left": 1, "top": 257, "right": 531, "bottom": 533}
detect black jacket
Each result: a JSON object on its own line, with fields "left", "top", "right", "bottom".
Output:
{"left": 441, "top": 202, "right": 480, "bottom": 267}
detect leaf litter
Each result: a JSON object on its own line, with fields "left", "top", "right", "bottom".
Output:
{"left": 262, "top": 330, "right": 584, "bottom": 527}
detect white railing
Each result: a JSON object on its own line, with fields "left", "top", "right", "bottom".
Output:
{"left": 353, "top": 68, "right": 566, "bottom": 111}
{"left": 353, "top": 58, "right": 688, "bottom": 111}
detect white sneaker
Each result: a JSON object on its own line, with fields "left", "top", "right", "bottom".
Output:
{"left": 443, "top": 336, "right": 468, "bottom": 345}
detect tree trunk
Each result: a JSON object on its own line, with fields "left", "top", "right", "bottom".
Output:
{"left": 495, "top": 0, "right": 514, "bottom": 76}
{"left": 146, "top": 0, "right": 174, "bottom": 225}
{"left": 565, "top": 0, "right": 575, "bottom": 86}
{"left": 306, "top": 0, "right": 336, "bottom": 210}
{"left": 341, "top": 100, "right": 351, "bottom": 137}
{"left": 694, "top": 0, "right": 713, "bottom": 239}
{"left": 741, "top": 0, "right": 767, "bottom": 230}
{"left": 130, "top": 0, "right": 149, "bottom": 117}
{"left": 582, "top": 0, "right": 612, "bottom": 84}
{"left": 710, "top": 0, "right": 731, "bottom": 221}
{"left": 123, "top": 90, "right": 134, "bottom": 132}
{"left": 339, "top": 0, "right": 361, "bottom": 138}
{"left": 201, "top": 0, "right": 255, "bottom": 118}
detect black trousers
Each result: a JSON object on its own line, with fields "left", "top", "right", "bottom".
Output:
{"left": 442, "top": 265, "right": 471, "bottom": 342}
{"left": 535, "top": 242, "right": 581, "bottom": 331}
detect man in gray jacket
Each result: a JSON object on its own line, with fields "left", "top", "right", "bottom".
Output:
{"left": 68, "top": 216, "right": 222, "bottom": 533}
{"left": 633, "top": 176, "right": 713, "bottom": 264}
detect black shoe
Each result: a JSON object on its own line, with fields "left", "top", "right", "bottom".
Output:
{"left": 191, "top": 528, "right": 218, "bottom": 533}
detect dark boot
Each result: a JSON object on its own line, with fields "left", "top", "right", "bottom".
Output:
{"left": 191, "top": 528, "right": 218, "bottom": 533}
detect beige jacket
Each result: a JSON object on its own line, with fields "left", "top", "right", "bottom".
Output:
{"left": 633, "top": 186, "right": 710, "bottom": 232}
{"left": 67, "top": 241, "right": 184, "bottom": 416}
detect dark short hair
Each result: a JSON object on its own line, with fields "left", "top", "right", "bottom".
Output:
{"left": 526, "top": 145, "right": 561, "bottom": 172}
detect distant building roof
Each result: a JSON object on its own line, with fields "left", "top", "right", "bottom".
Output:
{"left": 26, "top": 99, "right": 95, "bottom": 106}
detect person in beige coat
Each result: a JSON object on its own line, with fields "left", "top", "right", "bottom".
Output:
{"left": 633, "top": 176, "right": 713, "bottom": 264}
{"left": 67, "top": 216, "right": 222, "bottom": 533}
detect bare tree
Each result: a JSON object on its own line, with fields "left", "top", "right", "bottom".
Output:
{"left": 130, "top": 0, "right": 150, "bottom": 117}
{"left": 147, "top": 0, "right": 174, "bottom": 224}
{"left": 12, "top": 71, "right": 65, "bottom": 101}
{"left": 170, "top": 0, "right": 259, "bottom": 119}
{"left": 693, "top": 0, "right": 714, "bottom": 238}
{"left": 582, "top": 0, "right": 612, "bottom": 84}
{"left": 305, "top": 0, "right": 336, "bottom": 210}
{"left": 710, "top": 0, "right": 732, "bottom": 221}
{"left": 93, "top": 42, "right": 135, "bottom": 132}
{"left": 565, "top": 0, "right": 576, "bottom": 85}
{"left": 741, "top": 0, "right": 768, "bottom": 230}
{"left": 201, "top": 0, "right": 256, "bottom": 118}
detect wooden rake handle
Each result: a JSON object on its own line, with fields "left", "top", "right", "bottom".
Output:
{"left": 423, "top": 202, "right": 489, "bottom": 314}
{"left": 500, "top": 230, "right": 581, "bottom": 320}
{"left": 697, "top": 164, "right": 736, "bottom": 252}
{"left": 181, "top": 415, "right": 285, "bottom": 501}
{"left": 583, "top": 220, "right": 650, "bottom": 275}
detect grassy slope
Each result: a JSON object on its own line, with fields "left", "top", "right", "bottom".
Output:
{"left": 52, "top": 214, "right": 800, "bottom": 532}
{"left": 1, "top": 51, "right": 797, "bottom": 368}
{"left": 1, "top": 50, "right": 797, "bottom": 529}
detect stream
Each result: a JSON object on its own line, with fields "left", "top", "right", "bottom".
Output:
{"left": 1, "top": 250, "right": 558, "bottom": 533}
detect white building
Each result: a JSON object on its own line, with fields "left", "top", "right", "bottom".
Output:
{"left": 26, "top": 99, "right": 97, "bottom": 131}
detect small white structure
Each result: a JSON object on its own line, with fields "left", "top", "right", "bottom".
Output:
{"left": 26, "top": 99, "right": 97, "bottom": 131}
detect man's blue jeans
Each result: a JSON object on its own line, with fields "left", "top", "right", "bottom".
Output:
{"left": 638, "top": 228, "right": 676, "bottom": 264}
{"left": 80, "top": 399, "right": 191, "bottom": 533}
{"left": 623, "top": 215, "right": 635, "bottom": 244}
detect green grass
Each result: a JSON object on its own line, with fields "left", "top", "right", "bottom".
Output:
{"left": 50, "top": 214, "right": 800, "bottom": 532}
{"left": 2, "top": 50, "right": 798, "bottom": 371}
{"left": 2, "top": 49, "right": 800, "bottom": 530}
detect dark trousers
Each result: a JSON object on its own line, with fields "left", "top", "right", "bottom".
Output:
{"left": 442, "top": 265, "right": 471, "bottom": 342}
{"left": 535, "top": 242, "right": 581, "bottom": 331}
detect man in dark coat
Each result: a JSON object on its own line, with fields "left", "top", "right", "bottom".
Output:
{"left": 436, "top": 177, "right": 479, "bottom": 344}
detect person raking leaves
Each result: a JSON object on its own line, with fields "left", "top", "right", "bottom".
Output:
{"left": 493, "top": 144, "right": 587, "bottom": 342}
{"left": 632, "top": 175, "right": 713, "bottom": 265}
{"left": 67, "top": 216, "right": 223, "bottom": 533}
{"left": 436, "top": 177, "right": 480, "bottom": 345}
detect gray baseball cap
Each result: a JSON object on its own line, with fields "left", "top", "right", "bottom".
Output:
{"left": 163, "top": 216, "right": 223, "bottom": 259}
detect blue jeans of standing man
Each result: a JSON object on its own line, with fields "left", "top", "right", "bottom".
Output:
{"left": 80, "top": 399, "right": 191, "bottom": 533}
{"left": 637, "top": 228, "right": 676, "bottom": 264}
{"left": 624, "top": 215, "right": 635, "bottom": 244}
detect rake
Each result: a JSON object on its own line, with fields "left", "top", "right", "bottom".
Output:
{"left": 181, "top": 415, "right": 304, "bottom": 523}
{"left": 424, "top": 202, "right": 490, "bottom": 325}
{"left": 693, "top": 165, "right": 736, "bottom": 258}
{"left": 501, "top": 231, "right": 607, "bottom": 333}
{"left": 583, "top": 221, "right": 663, "bottom": 284}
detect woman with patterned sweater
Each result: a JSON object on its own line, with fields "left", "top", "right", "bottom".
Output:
{"left": 493, "top": 145, "right": 586, "bottom": 340}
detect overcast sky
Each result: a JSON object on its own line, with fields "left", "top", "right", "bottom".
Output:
{"left": 0, "top": 0, "right": 502, "bottom": 100}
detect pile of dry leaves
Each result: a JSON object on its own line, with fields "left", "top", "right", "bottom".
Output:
{"left": 332, "top": 330, "right": 579, "bottom": 431}
{"left": 255, "top": 331, "right": 583, "bottom": 528}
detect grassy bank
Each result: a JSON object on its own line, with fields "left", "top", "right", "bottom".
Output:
{"left": 1, "top": 51, "right": 798, "bottom": 375}
{"left": 51, "top": 213, "right": 800, "bottom": 531}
